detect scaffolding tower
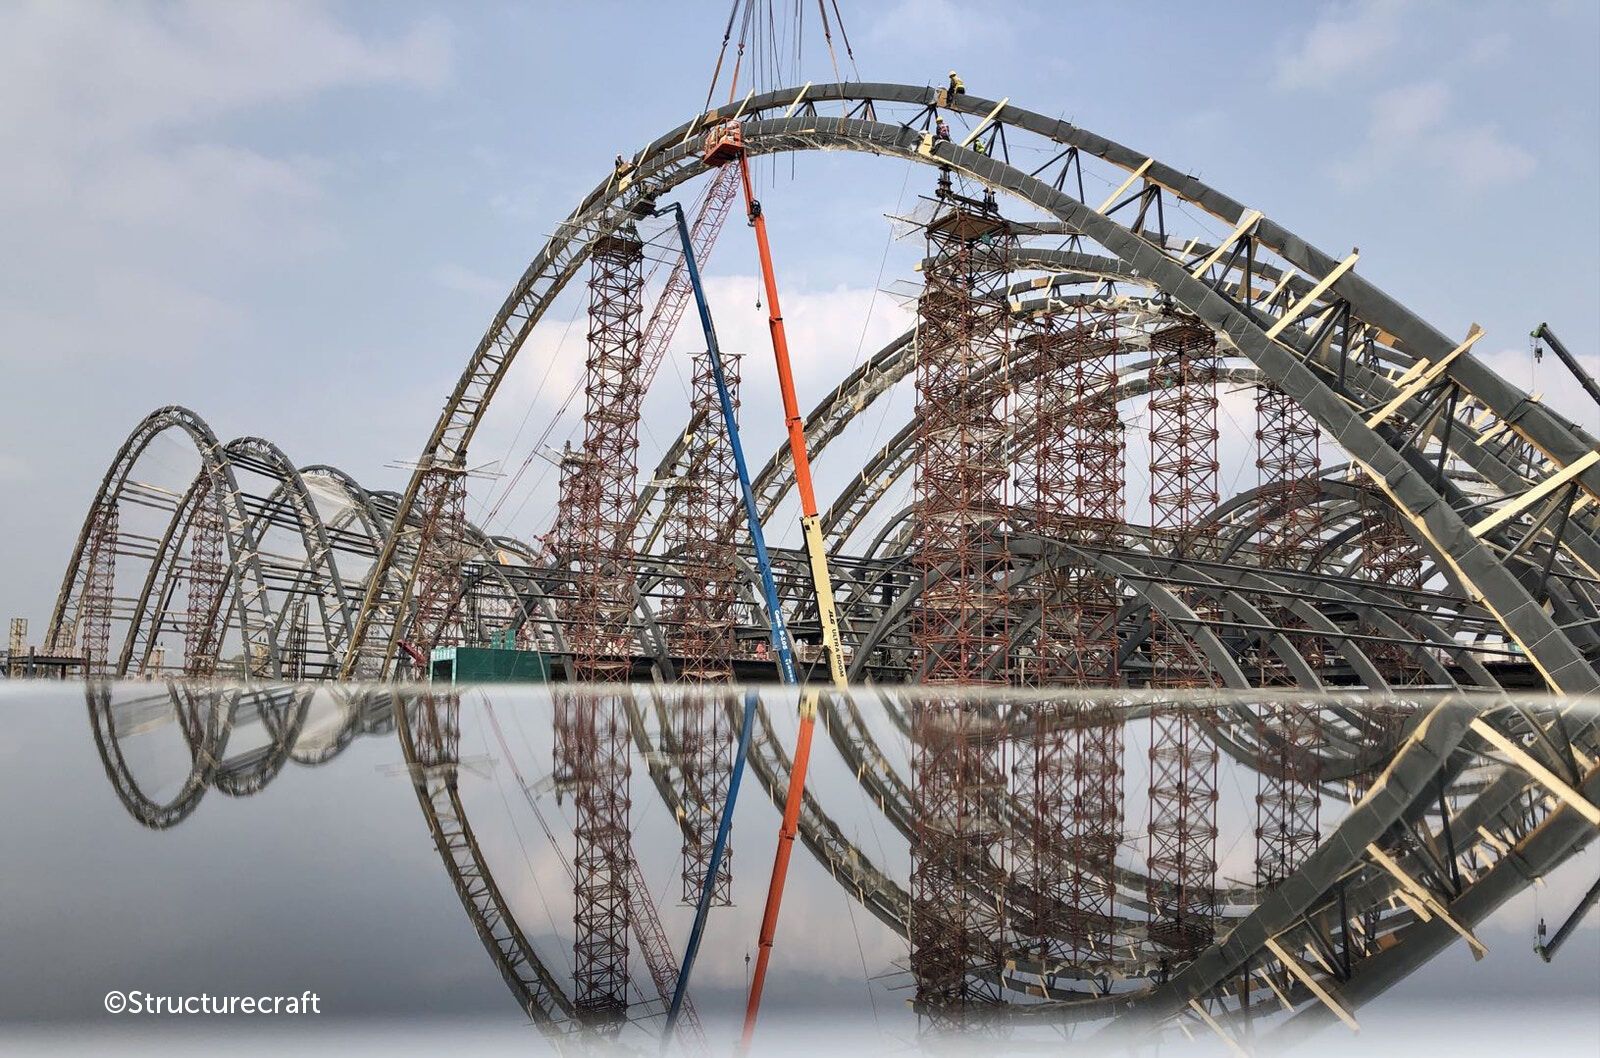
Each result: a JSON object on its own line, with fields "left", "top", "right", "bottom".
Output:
{"left": 1011, "top": 306, "right": 1125, "bottom": 969}
{"left": 663, "top": 351, "right": 742, "bottom": 905}
{"left": 1145, "top": 320, "right": 1220, "bottom": 960}
{"left": 1253, "top": 383, "right": 1324, "bottom": 888}
{"left": 556, "top": 226, "right": 646, "bottom": 1030}
{"left": 80, "top": 501, "right": 119, "bottom": 676}
{"left": 183, "top": 484, "right": 225, "bottom": 677}
{"left": 910, "top": 172, "right": 1014, "bottom": 1020}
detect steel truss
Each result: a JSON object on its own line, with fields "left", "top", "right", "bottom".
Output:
{"left": 56, "top": 79, "right": 1600, "bottom": 1049}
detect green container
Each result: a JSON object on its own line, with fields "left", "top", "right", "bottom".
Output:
{"left": 429, "top": 645, "right": 551, "bottom": 684}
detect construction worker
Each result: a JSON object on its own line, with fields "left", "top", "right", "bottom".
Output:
{"left": 613, "top": 153, "right": 632, "bottom": 178}
{"left": 972, "top": 138, "right": 988, "bottom": 157}
{"left": 935, "top": 117, "right": 951, "bottom": 142}
{"left": 948, "top": 70, "right": 965, "bottom": 96}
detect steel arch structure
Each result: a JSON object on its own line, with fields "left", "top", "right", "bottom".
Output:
{"left": 329, "top": 81, "right": 1598, "bottom": 693}
{"left": 57, "top": 81, "right": 1600, "bottom": 1047}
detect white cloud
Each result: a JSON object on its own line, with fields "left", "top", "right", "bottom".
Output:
{"left": 0, "top": 1, "right": 449, "bottom": 152}
{"left": 433, "top": 263, "right": 511, "bottom": 304}
{"left": 1428, "top": 123, "right": 1537, "bottom": 190}
{"left": 1336, "top": 79, "right": 1536, "bottom": 192}
{"left": 0, "top": 1, "right": 453, "bottom": 365}
{"left": 697, "top": 274, "right": 913, "bottom": 395}
{"left": 1370, "top": 79, "right": 1451, "bottom": 140}
{"left": 1275, "top": 0, "right": 1411, "bottom": 90}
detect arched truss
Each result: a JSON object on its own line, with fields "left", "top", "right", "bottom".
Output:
{"left": 65, "top": 82, "right": 1600, "bottom": 1042}
{"left": 336, "top": 81, "right": 1599, "bottom": 695}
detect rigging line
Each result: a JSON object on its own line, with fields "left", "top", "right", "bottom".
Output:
{"left": 728, "top": 0, "right": 757, "bottom": 104}
{"left": 840, "top": 845, "right": 884, "bottom": 1031}
{"left": 701, "top": 0, "right": 744, "bottom": 120}
{"left": 829, "top": 0, "right": 860, "bottom": 79}
{"left": 478, "top": 706, "right": 571, "bottom": 973}
{"left": 857, "top": 162, "right": 917, "bottom": 462}
{"left": 477, "top": 305, "right": 584, "bottom": 529}
{"left": 815, "top": 0, "right": 843, "bottom": 98}
{"left": 850, "top": 161, "right": 912, "bottom": 373}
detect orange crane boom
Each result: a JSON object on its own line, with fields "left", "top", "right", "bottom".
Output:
{"left": 703, "top": 121, "right": 848, "bottom": 1050}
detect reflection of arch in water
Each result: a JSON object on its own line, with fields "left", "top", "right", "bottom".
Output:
{"left": 392, "top": 683, "right": 1600, "bottom": 1039}
{"left": 88, "top": 683, "right": 390, "bottom": 830}
{"left": 89, "top": 682, "right": 1600, "bottom": 1043}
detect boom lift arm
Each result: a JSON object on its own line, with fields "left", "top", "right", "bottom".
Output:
{"left": 704, "top": 119, "right": 849, "bottom": 1051}
{"left": 652, "top": 201, "right": 797, "bottom": 1046}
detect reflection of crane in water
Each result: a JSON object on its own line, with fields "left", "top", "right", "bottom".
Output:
{"left": 89, "top": 681, "right": 1600, "bottom": 1051}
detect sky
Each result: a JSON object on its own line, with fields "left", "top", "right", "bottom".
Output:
{"left": 0, "top": 0, "right": 1597, "bottom": 635}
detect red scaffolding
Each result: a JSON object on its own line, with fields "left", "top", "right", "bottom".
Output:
{"left": 663, "top": 350, "right": 742, "bottom": 905}
{"left": 557, "top": 226, "right": 647, "bottom": 1030}
{"left": 1145, "top": 320, "right": 1220, "bottom": 960}
{"left": 910, "top": 173, "right": 1014, "bottom": 1019}
{"left": 1253, "top": 383, "right": 1324, "bottom": 887}
{"left": 1011, "top": 306, "right": 1125, "bottom": 970}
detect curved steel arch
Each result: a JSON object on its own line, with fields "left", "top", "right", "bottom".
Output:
{"left": 342, "top": 83, "right": 1599, "bottom": 692}
{"left": 49, "top": 406, "right": 282, "bottom": 679}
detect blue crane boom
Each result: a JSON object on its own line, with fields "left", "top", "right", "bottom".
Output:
{"left": 653, "top": 201, "right": 798, "bottom": 1045}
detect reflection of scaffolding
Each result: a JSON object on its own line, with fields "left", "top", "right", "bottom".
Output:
{"left": 664, "top": 352, "right": 741, "bottom": 905}
{"left": 184, "top": 486, "right": 225, "bottom": 677}
{"left": 1253, "top": 384, "right": 1323, "bottom": 887}
{"left": 557, "top": 691, "right": 633, "bottom": 1029}
{"left": 911, "top": 174, "right": 1013, "bottom": 1019}
{"left": 81, "top": 502, "right": 119, "bottom": 675}
{"left": 1145, "top": 321, "right": 1219, "bottom": 959}
{"left": 1012, "top": 307, "right": 1124, "bottom": 968}
{"left": 558, "top": 227, "right": 646, "bottom": 1030}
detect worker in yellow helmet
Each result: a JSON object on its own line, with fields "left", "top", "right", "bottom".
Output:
{"left": 948, "top": 70, "right": 965, "bottom": 96}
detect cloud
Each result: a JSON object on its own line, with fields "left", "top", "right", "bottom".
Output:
{"left": 0, "top": 1, "right": 453, "bottom": 365}
{"left": 1274, "top": 0, "right": 1411, "bottom": 90}
{"left": 0, "top": 1, "right": 449, "bottom": 152}
{"left": 1335, "top": 80, "right": 1536, "bottom": 192}
{"left": 0, "top": 453, "right": 31, "bottom": 484}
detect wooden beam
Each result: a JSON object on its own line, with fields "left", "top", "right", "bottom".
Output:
{"left": 1188, "top": 999, "right": 1250, "bottom": 1057}
{"left": 1469, "top": 450, "right": 1600, "bottom": 538}
{"left": 1469, "top": 717, "right": 1600, "bottom": 826}
{"left": 959, "top": 97, "right": 1009, "bottom": 148}
{"left": 1366, "top": 325, "right": 1483, "bottom": 428}
{"left": 1264, "top": 936, "right": 1360, "bottom": 1032}
{"left": 1097, "top": 158, "right": 1152, "bottom": 213}
{"left": 1365, "top": 844, "right": 1488, "bottom": 959}
{"left": 1264, "top": 251, "right": 1359, "bottom": 340}
{"left": 781, "top": 82, "right": 811, "bottom": 118}
{"left": 1190, "top": 209, "right": 1264, "bottom": 278}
